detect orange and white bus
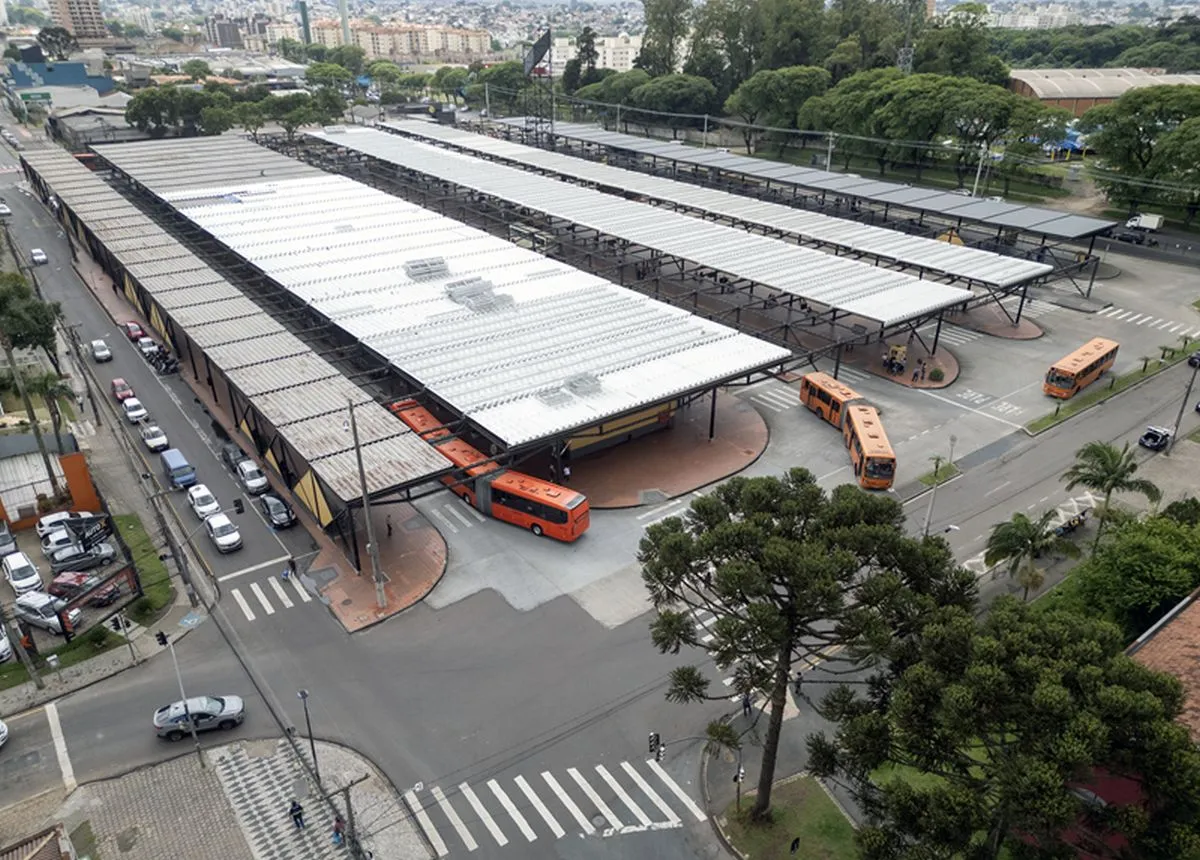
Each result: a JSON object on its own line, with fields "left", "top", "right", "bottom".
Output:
{"left": 388, "top": 399, "right": 590, "bottom": 542}
{"left": 1044, "top": 338, "right": 1119, "bottom": 399}
{"left": 799, "top": 372, "right": 865, "bottom": 429}
{"left": 843, "top": 405, "right": 896, "bottom": 490}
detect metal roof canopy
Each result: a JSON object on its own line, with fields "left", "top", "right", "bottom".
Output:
{"left": 499, "top": 119, "right": 1117, "bottom": 241}
{"left": 225, "top": 353, "right": 341, "bottom": 398}
{"left": 93, "top": 137, "right": 792, "bottom": 449}
{"left": 152, "top": 281, "right": 247, "bottom": 309}
{"left": 308, "top": 127, "right": 971, "bottom": 327}
{"left": 381, "top": 120, "right": 1051, "bottom": 289}
{"left": 187, "top": 315, "right": 288, "bottom": 349}
{"left": 169, "top": 296, "right": 271, "bottom": 329}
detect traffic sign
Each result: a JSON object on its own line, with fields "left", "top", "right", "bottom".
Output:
{"left": 178, "top": 610, "right": 204, "bottom": 629}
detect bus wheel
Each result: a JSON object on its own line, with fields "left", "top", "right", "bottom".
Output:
{"left": 531, "top": 524, "right": 544, "bottom": 537}
{"left": 460, "top": 493, "right": 471, "bottom": 504}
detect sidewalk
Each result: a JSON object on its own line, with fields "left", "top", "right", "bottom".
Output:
{"left": 0, "top": 738, "right": 424, "bottom": 860}
{"left": 70, "top": 251, "right": 448, "bottom": 633}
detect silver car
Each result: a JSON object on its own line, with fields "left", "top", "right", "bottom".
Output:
{"left": 153, "top": 694, "right": 245, "bottom": 741}
{"left": 187, "top": 484, "right": 220, "bottom": 520}
{"left": 235, "top": 460, "right": 269, "bottom": 495}
{"left": 49, "top": 541, "right": 115, "bottom": 574}
{"left": 122, "top": 397, "right": 148, "bottom": 423}
{"left": 204, "top": 513, "right": 242, "bottom": 553}
{"left": 141, "top": 424, "right": 169, "bottom": 452}
{"left": 91, "top": 339, "right": 112, "bottom": 362}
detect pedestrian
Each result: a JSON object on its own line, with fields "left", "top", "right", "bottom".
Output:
{"left": 281, "top": 559, "right": 293, "bottom": 581}
{"left": 289, "top": 800, "right": 305, "bottom": 830}
{"left": 386, "top": 514, "right": 393, "bottom": 538}
{"left": 332, "top": 814, "right": 346, "bottom": 846}
{"left": 912, "top": 368, "right": 920, "bottom": 383}
{"left": 562, "top": 464, "right": 571, "bottom": 483}
{"left": 742, "top": 692, "right": 752, "bottom": 718}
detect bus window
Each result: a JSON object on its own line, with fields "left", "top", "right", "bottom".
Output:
{"left": 843, "top": 405, "right": 896, "bottom": 490}
{"left": 798, "top": 372, "right": 864, "bottom": 429}
{"left": 1044, "top": 338, "right": 1119, "bottom": 399}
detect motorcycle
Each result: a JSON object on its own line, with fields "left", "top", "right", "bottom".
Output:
{"left": 1054, "top": 508, "right": 1090, "bottom": 537}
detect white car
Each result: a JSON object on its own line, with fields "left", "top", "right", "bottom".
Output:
{"left": 187, "top": 484, "right": 221, "bottom": 520}
{"left": 36, "top": 510, "right": 96, "bottom": 538}
{"left": 204, "top": 513, "right": 242, "bottom": 553}
{"left": 2, "top": 551, "right": 42, "bottom": 595}
{"left": 91, "top": 339, "right": 112, "bottom": 362}
{"left": 0, "top": 626, "right": 11, "bottom": 662}
{"left": 40, "top": 528, "right": 79, "bottom": 557}
{"left": 136, "top": 337, "right": 159, "bottom": 359}
{"left": 0, "top": 203, "right": 11, "bottom": 217}
{"left": 122, "top": 397, "right": 148, "bottom": 423}
{"left": 141, "top": 424, "right": 169, "bottom": 452}
{"left": 30, "top": 248, "right": 47, "bottom": 265}
{"left": 0, "top": 717, "right": 7, "bottom": 748}
{"left": 236, "top": 460, "right": 269, "bottom": 495}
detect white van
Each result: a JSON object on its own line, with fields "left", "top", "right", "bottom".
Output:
{"left": 3, "top": 551, "right": 42, "bottom": 595}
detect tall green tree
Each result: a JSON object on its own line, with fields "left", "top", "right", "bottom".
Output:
{"left": 0, "top": 275, "right": 63, "bottom": 495}
{"left": 36, "top": 25, "right": 78, "bottom": 60}
{"left": 327, "top": 45, "right": 367, "bottom": 76}
{"left": 275, "top": 37, "right": 307, "bottom": 63}
{"left": 181, "top": 59, "right": 211, "bottom": 81}
{"left": 278, "top": 107, "right": 313, "bottom": 142}
{"left": 367, "top": 61, "right": 403, "bottom": 85}
{"left": 637, "top": 0, "right": 693, "bottom": 76}
{"left": 640, "top": 468, "right": 976, "bottom": 820}
{"left": 757, "top": 0, "right": 830, "bottom": 70}
{"left": 576, "top": 27, "right": 599, "bottom": 74}
{"left": 1148, "top": 115, "right": 1200, "bottom": 225}
{"left": 983, "top": 509, "right": 1080, "bottom": 600}
{"left": 875, "top": 73, "right": 957, "bottom": 178}
{"left": 236, "top": 103, "right": 265, "bottom": 141}
{"left": 914, "top": 3, "right": 1008, "bottom": 84}
{"left": 305, "top": 61, "right": 353, "bottom": 90}
{"left": 20, "top": 371, "right": 73, "bottom": 461}
{"left": 628, "top": 74, "right": 718, "bottom": 136}
{"left": 809, "top": 598, "right": 1200, "bottom": 859}
{"left": 1061, "top": 440, "right": 1161, "bottom": 550}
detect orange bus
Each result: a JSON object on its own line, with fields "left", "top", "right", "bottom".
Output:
{"left": 1044, "top": 338, "right": 1119, "bottom": 399}
{"left": 843, "top": 405, "right": 896, "bottom": 490}
{"left": 388, "top": 399, "right": 590, "bottom": 542}
{"left": 799, "top": 372, "right": 865, "bottom": 429}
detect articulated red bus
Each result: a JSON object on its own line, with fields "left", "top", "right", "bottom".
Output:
{"left": 389, "top": 399, "right": 590, "bottom": 542}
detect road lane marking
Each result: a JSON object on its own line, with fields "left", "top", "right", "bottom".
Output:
{"left": 568, "top": 767, "right": 622, "bottom": 831}
{"left": 466, "top": 506, "right": 486, "bottom": 522}
{"left": 984, "top": 481, "right": 1011, "bottom": 496}
{"left": 621, "top": 761, "right": 680, "bottom": 824}
{"left": 542, "top": 771, "right": 595, "bottom": 834}
{"left": 268, "top": 577, "right": 293, "bottom": 608}
{"left": 446, "top": 505, "right": 475, "bottom": 528}
{"left": 647, "top": 760, "right": 706, "bottom": 821}
{"left": 918, "top": 390, "right": 1025, "bottom": 430}
{"left": 430, "top": 508, "right": 458, "bottom": 534}
{"left": 231, "top": 588, "right": 256, "bottom": 621}
{"left": 248, "top": 582, "right": 275, "bottom": 615}
{"left": 217, "top": 554, "right": 292, "bottom": 582}
{"left": 405, "top": 789, "right": 449, "bottom": 857}
{"left": 515, "top": 775, "right": 564, "bottom": 838}
{"left": 596, "top": 764, "right": 651, "bottom": 826}
{"left": 288, "top": 575, "right": 312, "bottom": 603}
{"left": 431, "top": 785, "right": 476, "bottom": 851}
{"left": 44, "top": 703, "right": 76, "bottom": 793}
{"left": 488, "top": 779, "right": 536, "bottom": 841}
{"left": 460, "top": 782, "right": 507, "bottom": 846}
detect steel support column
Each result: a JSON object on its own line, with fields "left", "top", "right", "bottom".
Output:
{"left": 708, "top": 387, "right": 718, "bottom": 440}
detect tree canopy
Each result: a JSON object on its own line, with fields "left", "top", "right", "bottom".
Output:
{"left": 36, "top": 26, "right": 77, "bottom": 60}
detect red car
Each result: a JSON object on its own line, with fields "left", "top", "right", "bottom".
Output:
{"left": 48, "top": 571, "right": 120, "bottom": 607}
{"left": 111, "top": 378, "right": 134, "bottom": 401}
{"left": 121, "top": 321, "right": 145, "bottom": 341}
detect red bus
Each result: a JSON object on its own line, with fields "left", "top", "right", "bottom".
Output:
{"left": 389, "top": 400, "right": 590, "bottom": 541}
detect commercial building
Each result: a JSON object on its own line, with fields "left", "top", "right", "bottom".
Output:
{"left": 1009, "top": 67, "right": 1200, "bottom": 116}
{"left": 51, "top": 0, "right": 107, "bottom": 40}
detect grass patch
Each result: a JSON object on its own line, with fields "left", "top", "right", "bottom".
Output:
{"left": 1189, "top": 426, "right": 1200, "bottom": 444}
{"left": 919, "top": 462, "right": 960, "bottom": 486}
{"left": 0, "top": 390, "right": 22, "bottom": 415}
{"left": 113, "top": 513, "right": 176, "bottom": 625}
{"left": 0, "top": 619, "right": 126, "bottom": 692}
{"left": 1027, "top": 348, "right": 1191, "bottom": 434}
{"left": 722, "top": 775, "right": 857, "bottom": 860}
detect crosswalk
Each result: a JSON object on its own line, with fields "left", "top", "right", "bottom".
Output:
{"left": 999, "top": 296, "right": 1060, "bottom": 319}
{"left": 405, "top": 758, "right": 706, "bottom": 855}
{"left": 831, "top": 366, "right": 870, "bottom": 385}
{"left": 426, "top": 499, "right": 487, "bottom": 534}
{"left": 1094, "top": 306, "right": 1200, "bottom": 339}
{"left": 747, "top": 384, "right": 797, "bottom": 413}
{"left": 229, "top": 573, "right": 313, "bottom": 621}
{"left": 690, "top": 607, "right": 802, "bottom": 721}
{"left": 919, "top": 322, "right": 982, "bottom": 347}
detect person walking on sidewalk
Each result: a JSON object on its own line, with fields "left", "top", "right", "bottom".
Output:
{"left": 332, "top": 814, "right": 346, "bottom": 846}
{"left": 742, "top": 692, "right": 753, "bottom": 718}
{"left": 289, "top": 800, "right": 305, "bottom": 829}
{"left": 386, "top": 514, "right": 393, "bottom": 538}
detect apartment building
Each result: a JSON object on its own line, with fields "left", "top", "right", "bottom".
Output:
{"left": 308, "top": 22, "right": 490, "bottom": 61}
{"left": 550, "top": 33, "right": 643, "bottom": 76}
{"left": 51, "top": 0, "right": 107, "bottom": 40}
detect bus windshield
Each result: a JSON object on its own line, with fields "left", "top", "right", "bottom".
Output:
{"left": 1045, "top": 369, "right": 1075, "bottom": 389}
{"left": 865, "top": 458, "right": 895, "bottom": 479}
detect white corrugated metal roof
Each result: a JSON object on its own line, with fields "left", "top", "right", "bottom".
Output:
{"left": 306, "top": 127, "right": 971, "bottom": 326}
{"left": 93, "top": 137, "right": 792, "bottom": 448}
{"left": 382, "top": 121, "right": 1051, "bottom": 289}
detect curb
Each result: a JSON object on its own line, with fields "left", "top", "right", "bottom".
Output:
{"left": 700, "top": 743, "right": 746, "bottom": 860}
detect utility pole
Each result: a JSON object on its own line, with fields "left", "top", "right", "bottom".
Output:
{"left": 159, "top": 630, "right": 205, "bottom": 768}
{"left": 2, "top": 604, "right": 43, "bottom": 689}
{"left": 921, "top": 434, "right": 957, "bottom": 538}
{"left": 149, "top": 491, "right": 199, "bottom": 608}
{"left": 347, "top": 398, "right": 386, "bottom": 608}
{"left": 826, "top": 132, "right": 836, "bottom": 171}
{"left": 971, "top": 141, "right": 988, "bottom": 198}
{"left": 1166, "top": 362, "right": 1200, "bottom": 456}
{"left": 327, "top": 774, "right": 370, "bottom": 859}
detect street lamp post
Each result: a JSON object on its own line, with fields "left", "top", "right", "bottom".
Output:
{"left": 298, "top": 689, "right": 319, "bottom": 784}
{"left": 922, "top": 434, "right": 957, "bottom": 538}
{"left": 346, "top": 398, "right": 386, "bottom": 608}
{"left": 1166, "top": 362, "right": 1200, "bottom": 456}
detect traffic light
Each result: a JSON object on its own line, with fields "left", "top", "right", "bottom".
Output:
{"left": 233, "top": 499, "right": 245, "bottom": 515}
{"left": 655, "top": 743, "right": 666, "bottom": 763}
{"left": 733, "top": 766, "right": 745, "bottom": 784}
{"left": 109, "top": 615, "right": 123, "bottom": 633}
{"left": 648, "top": 732, "right": 659, "bottom": 756}
{"left": 155, "top": 630, "right": 168, "bottom": 647}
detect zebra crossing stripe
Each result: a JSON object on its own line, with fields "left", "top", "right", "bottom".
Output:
{"left": 430, "top": 508, "right": 459, "bottom": 534}
{"left": 621, "top": 761, "right": 680, "bottom": 824}
{"left": 596, "top": 764, "right": 651, "bottom": 826}
{"left": 460, "top": 782, "right": 508, "bottom": 846}
{"left": 488, "top": 779, "right": 537, "bottom": 842}
{"left": 268, "top": 577, "right": 293, "bottom": 608}
{"left": 515, "top": 775, "right": 565, "bottom": 838}
{"left": 647, "top": 760, "right": 707, "bottom": 822}
{"left": 542, "top": 771, "right": 595, "bottom": 835}
{"left": 231, "top": 589, "right": 255, "bottom": 621}
{"left": 248, "top": 582, "right": 275, "bottom": 615}
{"left": 431, "top": 785, "right": 477, "bottom": 851}
{"left": 288, "top": 575, "right": 312, "bottom": 603}
{"left": 446, "top": 504, "right": 476, "bottom": 528}
{"left": 405, "top": 789, "right": 450, "bottom": 857}
{"left": 568, "top": 767, "right": 623, "bottom": 830}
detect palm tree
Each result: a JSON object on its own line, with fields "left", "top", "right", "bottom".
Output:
{"left": 984, "top": 510, "right": 1082, "bottom": 600}
{"left": 23, "top": 370, "right": 74, "bottom": 458}
{"left": 1061, "top": 441, "right": 1161, "bottom": 551}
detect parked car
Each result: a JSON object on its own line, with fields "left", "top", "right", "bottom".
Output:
{"left": 0, "top": 204, "right": 10, "bottom": 218}
{"left": 259, "top": 493, "right": 296, "bottom": 529}
{"left": 122, "top": 397, "right": 148, "bottom": 423}
{"left": 1139, "top": 426, "right": 1171, "bottom": 451}
{"left": 0, "top": 717, "right": 7, "bottom": 748}
{"left": 136, "top": 337, "right": 160, "bottom": 359}
{"left": 0, "top": 626, "right": 12, "bottom": 662}
{"left": 30, "top": 248, "right": 47, "bottom": 265}
{"left": 187, "top": 484, "right": 221, "bottom": 520}
{"left": 204, "top": 514, "right": 242, "bottom": 553}
{"left": 13, "top": 591, "right": 82, "bottom": 635}
{"left": 220, "top": 442, "right": 248, "bottom": 472}
{"left": 141, "top": 424, "right": 169, "bottom": 452}
{"left": 36, "top": 511, "right": 97, "bottom": 538}
{"left": 235, "top": 460, "right": 269, "bottom": 495}
{"left": 49, "top": 541, "right": 115, "bottom": 574}
{"left": 153, "top": 694, "right": 245, "bottom": 741}
{"left": 0, "top": 521, "right": 16, "bottom": 557}
{"left": 48, "top": 571, "right": 120, "bottom": 607}
{"left": 91, "top": 339, "right": 112, "bottom": 362}
{"left": 120, "top": 321, "right": 145, "bottom": 341}
{"left": 111, "top": 378, "right": 135, "bottom": 401}
{"left": 2, "top": 551, "right": 42, "bottom": 595}
{"left": 40, "top": 528, "right": 80, "bottom": 557}
{"left": 1189, "top": 350, "right": 1200, "bottom": 369}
